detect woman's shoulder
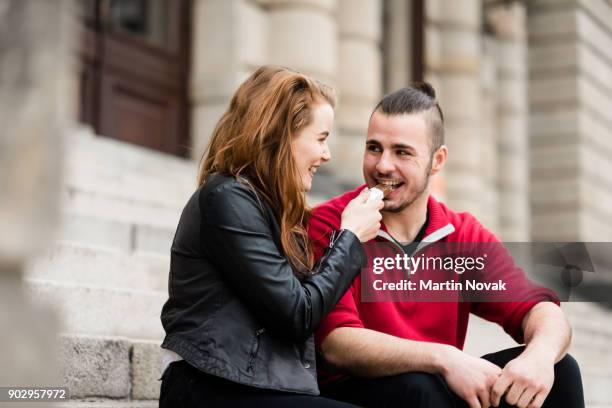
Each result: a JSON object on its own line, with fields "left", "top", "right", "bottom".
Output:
{"left": 197, "top": 173, "right": 264, "bottom": 214}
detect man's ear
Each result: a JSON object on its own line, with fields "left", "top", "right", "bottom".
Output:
{"left": 430, "top": 145, "right": 448, "bottom": 176}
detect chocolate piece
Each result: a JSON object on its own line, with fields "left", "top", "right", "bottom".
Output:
{"left": 373, "top": 184, "right": 393, "bottom": 198}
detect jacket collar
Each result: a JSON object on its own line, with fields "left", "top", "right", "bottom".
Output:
{"left": 376, "top": 195, "right": 455, "bottom": 251}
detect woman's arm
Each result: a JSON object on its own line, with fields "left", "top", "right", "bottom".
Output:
{"left": 200, "top": 181, "right": 366, "bottom": 343}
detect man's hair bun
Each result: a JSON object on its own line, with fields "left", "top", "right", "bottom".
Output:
{"left": 413, "top": 81, "right": 436, "bottom": 99}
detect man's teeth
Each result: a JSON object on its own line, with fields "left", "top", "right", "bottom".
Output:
{"left": 378, "top": 180, "right": 402, "bottom": 187}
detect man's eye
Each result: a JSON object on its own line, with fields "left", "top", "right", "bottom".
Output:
{"left": 397, "top": 150, "right": 411, "bottom": 156}
{"left": 367, "top": 145, "right": 381, "bottom": 152}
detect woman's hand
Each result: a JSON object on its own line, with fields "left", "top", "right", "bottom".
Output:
{"left": 340, "top": 188, "right": 383, "bottom": 242}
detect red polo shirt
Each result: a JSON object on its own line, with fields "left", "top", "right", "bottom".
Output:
{"left": 308, "top": 185, "right": 559, "bottom": 384}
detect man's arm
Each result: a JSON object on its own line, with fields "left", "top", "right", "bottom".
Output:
{"left": 490, "top": 302, "right": 572, "bottom": 408}
{"left": 522, "top": 301, "right": 571, "bottom": 363}
{"left": 322, "top": 327, "right": 502, "bottom": 408}
{"left": 321, "top": 327, "right": 446, "bottom": 377}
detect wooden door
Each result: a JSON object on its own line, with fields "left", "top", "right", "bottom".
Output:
{"left": 79, "top": 0, "right": 191, "bottom": 156}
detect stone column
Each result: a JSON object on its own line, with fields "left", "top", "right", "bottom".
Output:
{"left": 265, "top": 0, "right": 337, "bottom": 83}
{"left": 190, "top": 0, "right": 269, "bottom": 159}
{"left": 528, "top": 0, "right": 612, "bottom": 241}
{"left": 384, "top": 0, "right": 413, "bottom": 92}
{"left": 479, "top": 34, "right": 500, "bottom": 233}
{"left": 262, "top": 0, "right": 347, "bottom": 183}
{"left": 487, "top": 2, "right": 529, "bottom": 241}
{"left": 334, "top": 0, "right": 382, "bottom": 186}
{"left": 424, "top": 0, "right": 484, "bottom": 217}
{"left": 0, "top": 0, "right": 75, "bottom": 386}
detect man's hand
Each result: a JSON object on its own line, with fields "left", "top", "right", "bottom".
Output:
{"left": 490, "top": 349, "right": 555, "bottom": 408}
{"left": 488, "top": 301, "right": 570, "bottom": 408}
{"left": 440, "top": 346, "right": 502, "bottom": 408}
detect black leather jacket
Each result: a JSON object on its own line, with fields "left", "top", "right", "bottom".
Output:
{"left": 160, "top": 174, "right": 365, "bottom": 395}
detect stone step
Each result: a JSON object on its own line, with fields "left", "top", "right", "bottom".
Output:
{"left": 61, "top": 129, "right": 189, "bottom": 256}
{"left": 61, "top": 128, "right": 196, "bottom": 240}
{"left": 61, "top": 189, "right": 325, "bottom": 255}
{"left": 65, "top": 127, "right": 197, "bottom": 213}
{"left": 59, "top": 213, "right": 176, "bottom": 255}
{"left": 52, "top": 400, "right": 158, "bottom": 408}
{"left": 25, "top": 279, "right": 166, "bottom": 341}
{"left": 61, "top": 190, "right": 183, "bottom": 233}
{"left": 25, "top": 242, "right": 169, "bottom": 292}
{"left": 67, "top": 126, "right": 196, "bottom": 182}
{"left": 57, "top": 334, "right": 162, "bottom": 401}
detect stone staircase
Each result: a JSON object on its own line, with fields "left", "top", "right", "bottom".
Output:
{"left": 23, "top": 127, "right": 197, "bottom": 406}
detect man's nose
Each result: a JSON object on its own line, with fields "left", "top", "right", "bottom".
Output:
{"left": 375, "top": 151, "right": 394, "bottom": 174}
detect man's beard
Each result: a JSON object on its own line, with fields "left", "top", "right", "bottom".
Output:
{"left": 382, "top": 175, "right": 429, "bottom": 213}
{"left": 382, "top": 160, "right": 432, "bottom": 214}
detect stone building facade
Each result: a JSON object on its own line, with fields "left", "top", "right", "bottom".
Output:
{"left": 1, "top": 0, "right": 610, "bottom": 407}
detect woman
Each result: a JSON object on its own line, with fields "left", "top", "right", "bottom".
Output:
{"left": 159, "top": 66, "right": 382, "bottom": 407}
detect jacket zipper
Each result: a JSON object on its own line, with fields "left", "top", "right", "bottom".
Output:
{"left": 312, "top": 229, "right": 346, "bottom": 275}
{"left": 329, "top": 229, "right": 343, "bottom": 248}
{"left": 246, "top": 328, "right": 265, "bottom": 373}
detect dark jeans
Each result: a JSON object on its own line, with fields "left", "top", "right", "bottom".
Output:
{"left": 321, "top": 346, "right": 584, "bottom": 408}
{"left": 159, "top": 360, "right": 359, "bottom": 408}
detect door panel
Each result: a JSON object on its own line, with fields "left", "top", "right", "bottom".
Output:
{"left": 79, "top": 0, "right": 190, "bottom": 156}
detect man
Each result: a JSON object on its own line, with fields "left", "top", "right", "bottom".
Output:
{"left": 308, "top": 84, "right": 584, "bottom": 408}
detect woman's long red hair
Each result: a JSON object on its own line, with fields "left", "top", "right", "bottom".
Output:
{"left": 197, "top": 66, "right": 336, "bottom": 278}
